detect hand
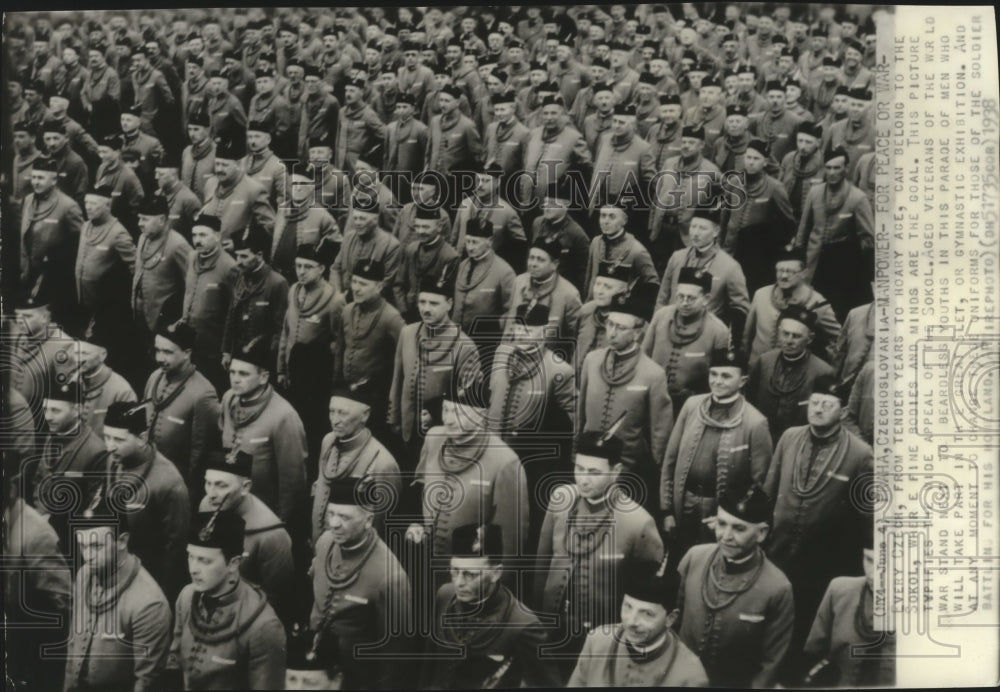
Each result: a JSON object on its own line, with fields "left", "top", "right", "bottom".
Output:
{"left": 420, "top": 408, "right": 433, "bottom": 433}
{"left": 221, "top": 353, "right": 232, "bottom": 370}
{"left": 405, "top": 523, "right": 426, "bottom": 544}
{"left": 662, "top": 515, "right": 676, "bottom": 534}
{"left": 701, "top": 516, "right": 718, "bottom": 531}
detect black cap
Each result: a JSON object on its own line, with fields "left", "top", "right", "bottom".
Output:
{"left": 44, "top": 370, "right": 81, "bottom": 403}
{"left": 811, "top": 373, "right": 848, "bottom": 405}
{"left": 418, "top": 264, "right": 456, "bottom": 297}
{"left": 464, "top": 216, "right": 493, "bottom": 239}
{"left": 576, "top": 430, "right": 624, "bottom": 465}
{"left": 530, "top": 235, "right": 565, "bottom": 262}
{"left": 87, "top": 183, "right": 115, "bottom": 199}
{"left": 795, "top": 121, "right": 822, "bottom": 140}
{"left": 326, "top": 476, "right": 366, "bottom": 506}
{"left": 189, "top": 510, "right": 245, "bottom": 557}
{"left": 137, "top": 195, "right": 170, "bottom": 217}
{"left": 205, "top": 447, "right": 254, "bottom": 478}
{"left": 622, "top": 559, "right": 679, "bottom": 610}
{"left": 451, "top": 523, "right": 504, "bottom": 559}
{"left": 155, "top": 320, "right": 196, "bottom": 351}
{"left": 612, "top": 102, "right": 637, "bottom": 117}
{"left": 188, "top": 109, "right": 211, "bottom": 128}
{"left": 709, "top": 347, "right": 748, "bottom": 371}
{"left": 596, "top": 261, "right": 632, "bottom": 284}
{"left": 330, "top": 377, "right": 375, "bottom": 408}
{"left": 608, "top": 281, "right": 658, "bottom": 323}
{"left": 352, "top": 258, "right": 386, "bottom": 282}
{"left": 80, "top": 494, "right": 130, "bottom": 531}
{"left": 677, "top": 267, "right": 712, "bottom": 294}
{"left": 247, "top": 118, "right": 271, "bottom": 135}
{"left": 295, "top": 240, "right": 337, "bottom": 266}
{"left": 193, "top": 213, "right": 222, "bottom": 233}
{"left": 104, "top": 401, "right": 148, "bottom": 434}
{"left": 725, "top": 104, "right": 748, "bottom": 118}
{"left": 746, "top": 138, "right": 770, "bottom": 157}
{"left": 231, "top": 221, "right": 271, "bottom": 255}
{"left": 778, "top": 305, "right": 818, "bottom": 331}
{"left": 232, "top": 336, "right": 273, "bottom": 372}
{"left": 514, "top": 302, "right": 551, "bottom": 327}
{"left": 215, "top": 130, "right": 247, "bottom": 160}
{"left": 774, "top": 246, "right": 807, "bottom": 266}
{"left": 719, "top": 483, "right": 772, "bottom": 524}
{"left": 680, "top": 124, "right": 705, "bottom": 140}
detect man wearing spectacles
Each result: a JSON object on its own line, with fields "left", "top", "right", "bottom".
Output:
{"left": 763, "top": 374, "right": 874, "bottom": 676}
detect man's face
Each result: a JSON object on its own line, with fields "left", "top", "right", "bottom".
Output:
{"left": 593, "top": 90, "right": 614, "bottom": 113}
{"left": 234, "top": 248, "right": 263, "bottom": 273}
{"left": 767, "top": 89, "right": 785, "bottom": 110}
{"left": 73, "top": 342, "right": 105, "bottom": 376}
{"left": 325, "top": 502, "right": 372, "bottom": 544}
{"left": 246, "top": 131, "right": 269, "bottom": 153}
{"left": 351, "top": 209, "right": 378, "bottom": 234}
{"left": 328, "top": 396, "right": 369, "bottom": 438}
{"left": 591, "top": 276, "right": 628, "bottom": 307}
{"left": 611, "top": 114, "right": 633, "bottom": 136}
{"left": 255, "top": 75, "right": 275, "bottom": 94}
{"left": 606, "top": 311, "right": 641, "bottom": 351}
{"left": 44, "top": 399, "right": 78, "bottom": 433}
{"left": 344, "top": 84, "right": 363, "bottom": 104}
{"left": 308, "top": 146, "right": 332, "bottom": 164}
{"left": 526, "top": 248, "right": 557, "bottom": 281}
{"left": 688, "top": 217, "right": 718, "bottom": 248}
{"left": 154, "top": 166, "right": 178, "bottom": 190}
{"left": 186, "top": 61, "right": 203, "bottom": 81}
{"left": 831, "top": 93, "right": 849, "bottom": 115}
{"left": 758, "top": 16, "right": 774, "bottom": 34}
{"left": 844, "top": 46, "right": 862, "bottom": 68}
{"left": 699, "top": 85, "right": 722, "bottom": 108}
{"left": 295, "top": 258, "right": 324, "bottom": 286}
{"left": 492, "top": 102, "right": 514, "bottom": 122}
{"left": 187, "top": 545, "right": 234, "bottom": 592}
{"left": 403, "top": 50, "right": 419, "bottom": 68}
{"left": 796, "top": 133, "right": 819, "bottom": 157}
{"left": 463, "top": 235, "right": 489, "bottom": 259}
{"left": 77, "top": 526, "right": 123, "bottom": 572}
{"left": 34, "top": 41, "right": 50, "bottom": 57}
{"left": 84, "top": 194, "right": 111, "bottom": 220}
{"left": 475, "top": 173, "right": 496, "bottom": 197}
{"left": 349, "top": 275, "right": 381, "bottom": 304}
{"left": 418, "top": 292, "right": 452, "bottom": 325}
{"left": 88, "top": 50, "right": 105, "bottom": 69}
{"left": 445, "top": 46, "right": 462, "bottom": 64}
{"left": 599, "top": 207, "right": 625, "bottom": 236}
{"left": 43, "top": 132, "right": 66, "bottom": 154}
{"left": 508, "top": 45, "right": 524, "bottom": 62}
{"left": 214, "top": 158, "right": 240, "bottom": 184}
{"left": 412, "top": 219, "right": 441, "bottom": 246}
{"left": 13, "top": 130, "right": 32, "bottom": 151}
{"left": 679, "top": 135, "right": 703, "bottom": 158}
{"left": 777, "top": 318, "right": 812, "bottom": 357}
{"left": 775, "top": 260, "right": 806, "bottom": 291}
{"left": 103, "top": 426, "right": 141, "bottom": 463}
{"left": 743, "top": 148, "right": 766, "bottom": 175}
{"left": 708, "top": 366, "right": 746, "bottom": 399}
{"left": 541, "top": 196, "right": 568, "bottom": 221}
{"left": 437, "top": 92, "right": 457, "bottom": 114}
{"left": 737, "top": 72, "right": 755, "bottom": 93}
{"left": 609, "top": 48, "right": 627, "bottom": 68}
{"left": 847, "top": 97, "right": 868, "bottom": 122}
{"left": 574, "top": 453, "right": 620, "bottom": 500}
{"left": 786, "top": 84, "right": 802, "bottom": 105}
{"left": 49, "top": 95, "right": 70, "bottom": 116}
{"left": 30, "top": 169, "right": 57, "bottom": 195}
{"left": 120, "top": 113, "right": 141, "bottom": 134}
{"left": 24, "top": 88, "right": 41, "bottom": 106}
{"left": 191, "top": 225, "right": 220, "bottom": 254}
{"left": 620, "top": 594, "right": 670, "bottom": 648}
{"left": 450, "top": 556, "right": 501, "bottom": 603}
{"left": 228, "top": 359, "right": 268, "bottom": 396}
{"left": 461, "top": 55, "right": 478, "bottom": 73}
{"left": 824, "top": 156, "right": 847, "bottom": 185}
{"left": 528, "top": 69, "right": 546, "bottom": 87}
{"left": 807, "top": 393, "right": 843, "bottom": 428}
{"left": 204, "top": 468, "right": 247, "bottom": 510}
{"left": 540, "top": 104, "right": 563, "bottom": 128}
{"left": 138, "top": 213, "right": 167, "bottom": 236}
{"left": 715, "top": 506, "right": 766, "bottom": 560}
{"left": 674, "top": 283, "right": 708, "bottom": 318}
{"left": 725, "top": 114, "right": 748, "bottom": 137}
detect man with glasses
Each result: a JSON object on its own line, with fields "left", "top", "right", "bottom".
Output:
{"left": 764, "top": 374, "right": 874, "bottom": 671}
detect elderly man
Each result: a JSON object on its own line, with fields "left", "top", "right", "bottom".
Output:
{"left": 579, "top": 282, "right": 672, "bottom": 507}
{"left": 71, "top": 334, "right": 136, "bottom": 437}
{"left": 483, "top": 89, "right": 530, "bottom": 185}
{"left": 76, "top": 182, "right": 135, "bottom": 324}
{"left": 521, "top": 91, "right": 592, "bottom": 209}
{"left": 243, "top": 119, "right": 288, "bottom": 211}
{"left": 535, "top": 432, "right": 664, "bottom": 681}
{"left": 568, "top": 560, "right": 709, "bottom": 687}
{"left": 119, "top": 103, "right": 166, "bottom": 193}
{"left": 588, "top": 101, "right": 656, "bottom": 222}
{"left": 64, "top": 499, "right": 172, "bottom": 692}
{"left": 421, "top": 524, "right": 558, "bottom": 689}
{"left": 97, "top": 401, "right": 191, "bottom": 603}
{"left": 744, "top": 247, "right": 841, "bottom": 368}
{"left": 298, "top": 64, "right": 340, "bottom": 160}
{"left": 311, "top": 380, "right": 402, "bottom": 543}
{"left": 220, "top": 337, "right": 308, "bottom": 529}
{"left": 310, "top": 476, "right": 412, "bottom": 690}
{"left": 451, "top": 162, "right": 526, "bottom": 270}
{"left": 575, "top": 261, "right": 634, "bottom": 371}
{"left": 508, "top": 236, "right": 582, "bottom": 343}
{"left": 583, "top": 203, "right": 658, "bottom": 300}
{"left": 335, "top": 76, "right": 386, "bottom": 170}
{"left": 748, "top": 305, "right": 835, "bottom": 441}
{"left": 198, "top": 449, "right": 296, "bottom": 629}
{"left": 676, "top": 484, "right": 795, "bottom": 688}
{"left": 204, "top": 69, "right": 248, "bottom": 138}
{"left": 750, "top": 80, "right": 804, "bottom": 163}
{"left": 793, "top": 145, "right": 875, "bottom": 321}
{"left": 779, "top": 121, "right": 825, "bottom": 220}
{"left": 643, "top": 268, "right": 732, "bottom": 415}
{"left": 824, "top": 87, "right": 875, "bottom": 178}
{"left": 168, "top": 510, "right": 286, "bottom": 689}
{"left": 154, "top": 153, "right": 202, "bottom": 242}
{"left": 40, "top": 119, "right": 89, "bottom": 206}
{"left": 270, "top": 163, "right": 339, "bottom": 282}
{"left": 247, "top": 66, "right": 293, "bottom": 159}
{"left": 144, "top": 321, "right": 220, "bottom": 500}
{"left": 180, "top": 110, "right": 216, "bottom": 202}
{"left": 396, "top": 206, "right": 460, "bottom": 320}
{"left": 532, "top": 183, "right": 590, "bottom": 294}
{"left": 683, "top": 75, "right": 727, "bottom": 148}
{"left": 383, "top": 93, "right": 427, "bottom": 197}
{"left": 131, "top": 194, "right": 192, "bottom": 340}
{"left": 94, "top": 133, "right": 144, "bottom": 235}
{"left": 200, "top": 131, "right": 275, "bottom": 247}
{"left": 330, "top": 192, "right": 402, "bottom": 304}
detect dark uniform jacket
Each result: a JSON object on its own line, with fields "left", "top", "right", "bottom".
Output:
{"left": 334, "top": 101, "right": 386, "bottom": 170}
{"left": 220, "top": 386, "right": 308, "bottom": 525}
{"left": 483, "top": 117, "right": 530, "bottom": 180}
{"left": 794, "top": 182, "right": 875, "bottom": 280}
{"left": 200, "top": 172, "right": 275, "bottom": 246}
{"left": 221, "top": 262, "right": 289, "bottom": 359}
{"left": 330, "top": 227, "right": 402, "bottom": 302}
{"left": 277, "top": 281, "right": 345, "bottom": 382}
{"left": 642, "top": 306, "right": 732, "bottom": 408}
{"left": 656, "top": 245, "right": 751, "bottom": 322}
{"left": 75, "top": 216, "right": 136, "bottom": 312}
{"left": 183, "top": 247, "right": 239, "bottom": 369}
{"left": 169, "top": 580, "right": 286, "bottom": 690}
{"left": 568, "top": 627, "right": 709, "bottom": 687}
{"left": 451, "top": 250, "right": 516, "bottom": 338}
{"left": 384, "top": 116, "right": 429, "bottom": 176}
{"left": 583, "top": 232, "right": 659, "bottom": 301}
{"left": 79, "top": 366, "right": 137, "bottom": 438}
{"left": 334, "top": 297, "right": 406, "bottom": 401}
{"left": 49, "top": 144, "right": 90, "bottom": 206}
{"left": 589, "top": 131, "right": 656, "bottom": 210}
{"left": 396, "top": 239, "right": 460, "bottom": 318}
{"left": 64, "top": 555, "right": 172, "bottom": 692}
{"left": 646, "top": 121, "right": 684, "bottom": 172}
{"left": 521, "top": 123, "right": 592, "bottom": 205}
{"left": 11, "top": 326, "right": 72, "bottom": 424}
{"left": 20, "top": 189, "right": 84, "bottom": 306}
{"left": 508, "top": 272, "right": 582, "bottom": 342}
{"left": 530, "top": 213, "right": 592, "bottom": 295}
{"left": 427, "top": 110, "right": 484, "bottom": 174}
{"left": 131, "top": 229, "right": 192, "bottom": 331}
{"left": 271, "top": 204, "right": 339, "bottom": 283}
{"left": 748, "top": 349, "right": 835, "bottom": 441}
{"left": 181, "top": 139, "right": 216, "bottom": 203}
{"left": 143, "top": 365, "right": 220, "bottom": 491}
{"left": 31, "top": 425, "right": 106, "bottom": 546}
{"left": 677, "top": 544, "right": 795, "bottom": 688}
{"left": 243, "top": 150, "right": 288, "bottom": 211}
{"left": 750, "top": 108, "right": 805, "bottom": 162}
{"left": 162, "top": 180, "right": 202, "bottom": 241}
{"left": 393, "top": 203, "right": 451, "bottom": 249}
{"left": 535, "top": 485, "right": 663, "bottom": 631}
{"left": 309, "top": 527, "right": 411, "bottom": 690}
{"left": 720, "top": 174, "right": 796, "bottom": 293}
{"left": 94, "top": 160, "right": 144, "bottom": 234}
{"left": 648, "top": 155, "right": 722, "bottom": 246}
{"left": 451, "top": 195, "right": 527, "bottom": 272}
{"left": 422, "top": 583, "right": 560, "bottom": 690}
{"left": 488, "top": 345, "right": 576, "bottom": 441}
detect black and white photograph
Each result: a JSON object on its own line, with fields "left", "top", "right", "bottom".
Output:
{"left": 1, "top": 3, "right": 996, "bottom": 690}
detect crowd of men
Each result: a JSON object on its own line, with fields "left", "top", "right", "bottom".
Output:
{"left": 4, "top": 3, "right": 890, "bottom": 690}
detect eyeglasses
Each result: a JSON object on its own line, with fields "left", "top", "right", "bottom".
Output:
{"left": 808, "top": 398, "right": 840, "bottom": 411}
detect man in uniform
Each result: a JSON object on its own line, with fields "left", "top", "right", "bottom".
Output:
{"left": 395, "top": 206, "right": 460, "bottom": 321}
{"left": 155, "top": 153, "right": 202, "bottom": 242}
{"left": 656, "top": 206, "right": 751, "bottom": 338}
{"left": 20, "top": 155, "right": 84, "bottom": 321}
{"left": 507, "top": 236, "right": 582, "bottom": 343}
{"left": 200, "top": 130, "right": 275, "bottom": 247}
{"left": 199, "top": 447, "right": 296, "bottom": 628}
{"left": 421, "top": 523, "right": 559, "bottom": 689}
{"left": 131, "top": 194, "right": 193, "bottom": 339}
{"left": 310, "top": 476, "right": 412, "bottom": 690}
{"left": 220, "top": 336, "right": 308, "bottom": 532}
{"left": 180, "top": 110, "right": 216, "bottom": 202}
{"left": 221, "top": 222, "right": 289, "bottom": 368}
{"left": 744, "top": 247, "right": 841, "bottom": 368}
{"left": 334, "top": 76, "right": 386, "bottom": 171}
{"left": 582, "top": 204, "right": 658, "bottom": 301}
{"left": 182, "top": 213, "right": 238, "bottom": 393}
{"left": 389, "top": 267, "right": 482, "bottom": 461}
{"left": 588, "top": 101, "right": 656, "bottom": 224}
{"left": 247, "top": 67, "right": 293, "bottom": 160}
{"left": 578, "top": 282, "right": 672, "bottom": 507}
{"left": 311, "top": 379, "right": 403, "bottom": 544}
{"left": 119, "top": 103, "right": 166, "bottom": 193}
{"left": 764, "top": 375, "right": 874, "bottom": 663}
{"left": 823, "top": 87, "right": 875, "bottom": 179}
{"left": 675, "top": 484, "right": 795, "bottom": 688}
{"left": 270, "top": 163, "right": 340, "bottom": 283}
{"left": 383, "top": 92, "right": 427, "bottom": 200}
{"left": 483, "top": 89, "right": 530, "bottom": 188}
{"left": 393, "top": 173, "right": 450, "bottom": 249}
{"left": 574, "top": 261, "right": 634, "bottom": 372}
{"left": 243, "top": 118, "right": 288, "bottom": 212}
{"left": 71, "top": 335, "right": 136, "bottom": 437}
{"left": 750, "top": 79, "right": 804, "bottom": 163}
{"left": 329, "top": 192, "right": 402, "bottom": 304}
{"left": 144, "top": 320, "right": 220, "bottom": 501}
{"left": 535, "top": 431, "right": 664, "bottom": 681}
{"left": 520, "top": 92, "right": 592, "bottom": 211}
{"left": 450, "top": 163, "right": 527, "bottom": 272}
{"left": 168, "top": 510, "right": 286, "bottom": 689}
{"left": 41, "top": 119, "right": 88, "bottom": 206}
{"left": 97, "top": 400, "right": 191, "bottom": 604}
{"left": 833, "top": 295, "right": 875, "bottom": 388}
{"left": 568, "top": 560, "right": 709, "bottom": 687}
{"left": 531, "top": 183, "right": 590, "bottom": 295}
{"left": 643, "top": 268, "right": 732, "bottom": 415}
{"left": 64, "top": 498, "right": 172, "bottom": 692}
{"left": 660, "top": 346, "right": 774, "bottom": 559}
{"left": 94, "top": 133, "right": 144, "bottom": 236}
{"left": 779, "top": 121, "right": 825, "bottom": 221}
{"left": 748, "top": 305, "right": 835, "bottom": 441}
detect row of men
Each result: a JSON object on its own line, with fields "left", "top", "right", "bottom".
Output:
{"left": 7, "top": 381, "right": 887, "bottom": 691}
